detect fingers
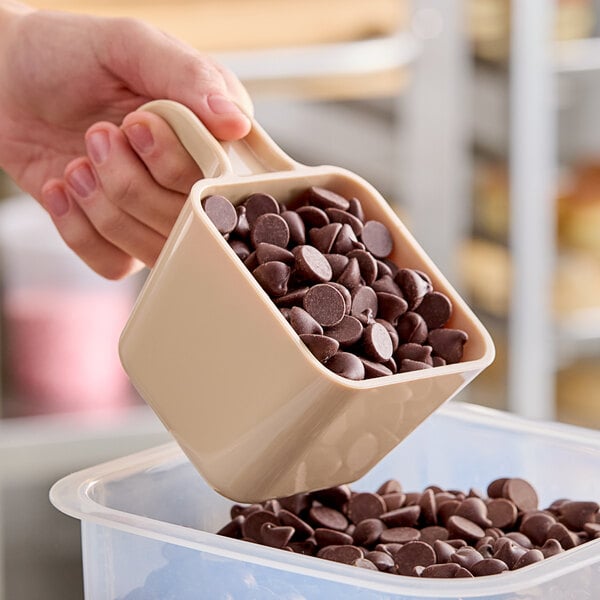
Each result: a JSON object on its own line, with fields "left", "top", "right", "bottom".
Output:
{"left": 63, "top": 155, "right": 167, "bottom": 268}
{"left": 120, "top": 111, "right": 203, "bottom": 191}
{"left": 98, "top": 18, "right": 252, "bottom": 140}
{"left": 40, "top": 180, "right": 141, "bottom": 280}
{"left": 85, "top": 121, "right": 187, "bottom": 235}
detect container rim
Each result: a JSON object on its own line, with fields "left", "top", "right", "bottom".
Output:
{"left": 50, "top": 402, "right": 600, "bottom": 598}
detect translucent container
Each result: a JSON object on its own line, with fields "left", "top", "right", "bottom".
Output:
{"left": 50, "top": 401, "right": 600, "bottom": 600}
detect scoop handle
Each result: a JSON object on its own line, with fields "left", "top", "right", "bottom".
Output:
{"left": 137, "top": 100, "right": 299, "bottom": 178}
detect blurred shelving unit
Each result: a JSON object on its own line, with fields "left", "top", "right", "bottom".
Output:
{"left": 465, "top": 0, "right": 600, "bottom": 424}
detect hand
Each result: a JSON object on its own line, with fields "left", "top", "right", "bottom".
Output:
{"left": 0, "top": 4, "right": 252, "bottom": 278}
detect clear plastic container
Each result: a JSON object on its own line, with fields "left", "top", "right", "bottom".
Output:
{"left": 50, "top": 401, "right": 600, "bottom": 600}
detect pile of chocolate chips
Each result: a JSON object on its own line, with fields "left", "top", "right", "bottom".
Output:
{"left": 217, "top": 477, "right": 600, "bottom": 579}
{"left": 202, "top": 186, "right": 469, "bottom": 380}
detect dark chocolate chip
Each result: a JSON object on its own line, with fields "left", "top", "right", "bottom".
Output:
{"left": 360, "top": 220, "right": 393, "bottom": 259}
{"left": 202, "top": 194, "right": 238, "bottom": 234}
{"left": 447, "top": 515, "right": 485, "bottom": 541}
{"left": 309, "top": 506, "right": 348, "bottom": 531}
{"left": 308, "top": 186, "right": 350, "bottom": 211}
{"left": 255, "top": 242, "right": 294, "bottom": 265}
{"left": 311, "top": 485, "right": 352, "bottom": 509}
{"left": 314, "top": 528, "right": 354, "bottom": 547}
{"left": 327, "top": 208, "right": 364, "bottom": 236}
{"left": 251, "top": 213, "right": 290, "bottom": 248}
{"left": 353, "top": 558, "right": 378, "bottom": 570}
{"left": 325, "top": 315, "right": 364, "bottom": 347}
{"left": 540, "top": 538, "right": 564, "bottom": 558}
{"left": 324, "top": 254, "right": 349, "bottom": 279}
{"left": 281, "top": 210, "right": 306, "bottom": 245}
{"left": 415, "top": 291, "right": 453, "bottom": 329}
{"left": 365, "top": 550, "right": 395, "bottom": 572}
{"left": 332, "top": 223, "right": 358, "bottom": 254}
{"left": 455, "top": 498, "right": 492, "bottom": 529}
{"left": 289, "top": 306, "right": 323, "bottom": 335}
{"left": 501, "top": 478, "right": 539, "bottom": 512}
{"left": 396, "top": 312, "right": 428, "bottom": 344}
{"left": 394, "top": 343, "right": 433, "bottom": 366}
{"left": 292, "top": 245, "right": 332, "bottom": 283}
{"left": 450, "top": 547, "right": 484, "bottom": 570}
{"left": 303, "top": 284, "right": 346, "bottom": 326}
{"left": 395, "top": 269, "right": 432, "bottom": 310}
{"left": 470, "top": 558, "right": 509, "bottom": 577}
{"left": 317, "top": 544, "right": 363, "bottom": 564}
{"left": 296, "top": 205, "right": 330, "bottom": 228}
{"left": 487, "top": 498, "right": 518, "bottom": 529}
{"left": 399, "top": 359, "right": 433, "bottom": 373}
{"left": 253, "top": 261, "right": 290, "bottom": 297}
{"left": 309, "top": 223, "right": 342, "bottom": 254}
{"left": 377, "top": 480, "right": 403, "bottom": 495}
{"left": 278, "top": 509, "right": 314, "bottom": 540}
{"left": 380, "top": 527, "right": 421, "bottom": 545}
{"left": 325, "top": 352, "right": 365, "bottom": 380}
{"left": 348, "top": 197, "right": 365, "bottom": 222}
{"left": 359, "top": 358, "right": 393, "bottom": 378}
{"left": 362, "top": 322, "right": 394, "bottom": 362}
{"left": 371, "top": 275, "right": 403, "bottom": 296}
{"left": 376, "top": 292, "right": 408, "bottom": 325}
{"left": 487, "top": 478, "right": 509, "bottom": 499}
{"left": 299, "top": 334, "right": 339, "bottom": 363}
{"left": 275, "top": 287, "right": 309, "bottom": 308}
{"left": 393, "top": 541, "right": 436, "bottom": 576}
{"left": 353, "top": 518, "right": 385, "bottom": 547}
{"left": 337, "top": 257, "right": 362, "bottom": 290}
{"left": 347, "top": 249, "right": 378, "bottom": 285}
{"left": 241, "top": 510, "right": 278, "bottom": 542}
{"left": 520, "top": 513, "right": 556, "bottom": 546}
{"left": 559, "top": 501, "right": 599, "bottom": 531}
{"left": 244, "top": 192, "right": 279, "bottom": 225}
{"left": 427, "top": 328, "right": 469, "bottom": 364}
{"left": 420, "top": 526, "right": 449, "bottom": 545}
{"left": 381, "top": 506, "right": 421, "bottom": 528}
{"left": 348, "top": 493, "right": 387, "bottom": 524}
{"left": 421, "top": 563, "right": 461, "bottom": 578}
{"left": 546, "top": 522, "right": 579, "bottom": 549}
{"left": 260, "top": 523, "right": 295, "bottom": 548}
{"left": 513, "top": 549, "right": 544, "bottom": 569}
{"left": 217, "top": 515, "right": 244, "bottom": 538}
{"left": 350, "top": 286, "right": 378, "bottom": 319}
{"left": 234, "top": 205, "right": 250, "bottom": 239}
{"left": 229, "top": 239, "right": 250, "bottom": 261}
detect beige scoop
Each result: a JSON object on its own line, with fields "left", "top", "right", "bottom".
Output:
{"left": 119, "top": 100, "right": 495, "bottom": 503}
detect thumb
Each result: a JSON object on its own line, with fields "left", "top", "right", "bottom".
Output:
{"left": 99, "top": 18, "right": 252, "bottom": 140}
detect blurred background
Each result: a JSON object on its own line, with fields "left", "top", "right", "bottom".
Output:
{"left": 0, "top": 0, "right": 599, "bottom": 598}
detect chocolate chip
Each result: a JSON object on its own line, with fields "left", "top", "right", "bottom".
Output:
{"left": 234, "top": 205, "right": 250, "bottom": 239}
{"left": 393, "top": 541, "right": 436, "bottom": 576}
{"left": 317, "top": 544, "right": 364, "bottom": 564}
{"left": 229, "top": 239, "right": 250, "bottom": 261}
{"left": 348, "top": 493, "right": 387, "bottom": 524}
{"left": 289, "top": 539, "right": 317, "bottom": 555}
{"left": 513, "top": 549, "right": 544, "bottom": 569}
{"left": 419, "top": 489, "right": 438, "bottom": 526}
{"left": 299, "top": 334, "right": 339, "bottom": 362}
{"left": 347, "top": 249, "right": 377, "bottom": 285}
{"left": 312, "top": 485, "right": 352, "bottom": 509}
{"left": 558, "top": 501, "right": 599, "bottom": 531}
{"left": 348, "top": 197, "right": 365, "bottom": 222}
{"left": 419, "top": 526, "right": 449, "bottom": 545}
{"left": 278, "top": 509, "right": 314, "bottom": 540}
{"left": 296, "top": 205, "right": 330, "bottom": 228}
{"left": 253, "top": 261, "right": 290, "bottom": 297}
{"left": 432, "top": 356, "right": 446, "bottom": 367}
{"left": 325, "top": 315, "right": 363, "bottom": 347}
{"left": 487, "top": 478, "right": 509, "bottom": 499}
{"left": 337, "top": 257, "right": 362, "bottom": 290}
{"left": 501, "top": 478, "right": 539, "bottom": 512}
{"left": 309, "top": 223, "right": 342, "bottom": 254}
{"left": 546, "top": 522, "right": 579, "bottom": 549}
{"left": 241, "top": 510, "right": 278, "bottom": 542}
{"left": 307, "top": 186, "right": 350, "bottom": 211}
{"left": 365, "top": 550, "right": 395, "bottom": 572}
{"left": 381, "top": 505, "right": 421, "bottom": 528}
{"left": 399, "top": 359, "right": 433, "bottom": 373}
{"left": 255, "top": 242, "right": 294, "bottom": 265}
{"left": 380, "top": 527, "right": 421, "bottom": 545}
{"left": 202, "top": 194, "right": 237, "bottom": 234}
{"left": 350, "top": 286, "right": 378, "bottom": 319}
{"left": 292, "top": 245, "right": 332, "bottom": 283}
{"left": 421, "top": 563, "right": 461, "bottom": 578}
{"left": 251, "top": 213, "right": 290, "bottom": 248}
{"left": 450, "top": 547, "right": 484, "bottom": 570}
{"left": 470, "top": 558, "right": 509, "bottom": 577}
{"left": 376, "top": 292, "right": 408, "bottom": 325}
{"left": 303, "top": 284, "right": 346, "bottom": 326}
{"left": 454, "top": 498, "right": 492, "bottom": 529}
{"left": 281, "top": 210, "right": 306, "bottom": 245}
{"left": 505, "top": 531, "right": 533, "bottom": 548}
{"left": 332, "top": 223, "right": 358, "bottom": 254}
{"left": 326, "top": 208, "right": 364, "bottom": 236}
{"left": 447, "top": 515, "right": 486, "bottom": 541}
{"left": 520, "top": 513, "right": 556, "bottom": 546}
{"left": 433, "top": 540, "right": 456, "bottom": 563}
{"left": 540, "top": 538, "right": 564, "bottom": 558}
{"left": 359, "top": 358, "right": 393, "bottom": 378}
{"left": 324, "top": 253, "right": 349, "bottom": 279}
{"left": 353, "top": 558, "right": 378, "bottom": 570}
{"left": 309, "top": 506, "right": 348, "bottom": 531}
{"left": 396, "top": 312, "right": 428, "bottom": 344}
{"left": 314, "top": 528, "right": 354, "bottom": 547}
{"left": 493, "top": 538, "right": 527, "bottom": 569}
{"left": 394, "top": 343, "right": 433, "bottom": 366}
{"left": 371, "top": 275, "right": 403, "bottom": 296}
{"left": 274, "top": 287, "right": 309, "bottom": 308}
{"left": 377, "top": 480, "right": 403, "bottom": 495}
{"left": 487, "top": 498, "right": 518, "bottom": 529}
{"left": 260, "top": 523, "right": 295, "bottom": 548}
{"left": 362, "top": 322, "right": 393, "bottom": 362}
{"left": 415, "top": 291, "right": 453, "bottom": 329}
{"left": 353, "top": 518, "right": 384, "bottom": 547}
{"left": 289, "top": 306, "right": 323, "bottom": 335}
{"left": 217, "top": 515, "right": 244, "bottom": 538}
{"left": 395, "top": 269, "right": 432, "bottom": 310}
{"left": 244, "top": 192, "right": 279, "bottom": 226}
{"left": 325, "top": 352, "right": 365, "bottom": 380}
{"left": 428, "top": 328, "right": 468, "bottom": 364}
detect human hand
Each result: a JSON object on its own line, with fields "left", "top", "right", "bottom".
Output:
{"left": 0, "top": 3, "right": 252, "bottom": 278}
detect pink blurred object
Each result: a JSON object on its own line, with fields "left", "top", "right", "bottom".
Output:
{"left": 4, "top": 288, "right": 133, "bottom": 415}
{"left": 0, "top": 195, "right": 139, "bottom": 416}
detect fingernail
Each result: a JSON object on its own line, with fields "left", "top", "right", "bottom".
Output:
{"left": 125, "top": 123, "right": 154, "bottom": 153}
{"left": 207, "top": 93, "right": 246, "bottom": 116}
{"left": 87, "top": 130, "right": 110, "bottom": 164}
{"left": 43, "top": 186, "right": 69, "bottom": 217}
{"left": 67, "top": 163, "right": 96, "bottom": 198}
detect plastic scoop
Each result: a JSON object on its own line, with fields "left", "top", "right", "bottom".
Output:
{"left": 119, "top": 100, "right": 495, "bottom": 503}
